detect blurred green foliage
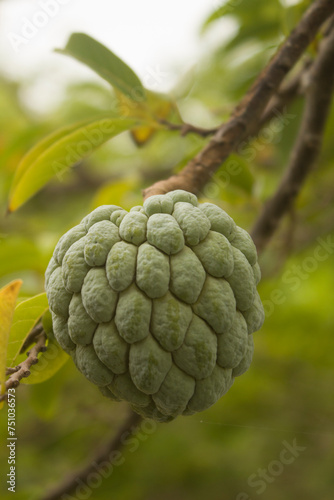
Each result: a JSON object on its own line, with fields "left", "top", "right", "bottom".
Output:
{"left": 1, "top": 0, "right": 334, "bottom": 499}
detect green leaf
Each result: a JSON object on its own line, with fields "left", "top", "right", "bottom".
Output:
{"left": 8, "top": 115, "right": 138, "bottom": 212}
{"left": 6, "top": 293, "right": 49, "bottom": 368}
{"left": 56, "top": 33, "right": 146, "bottom": 102}
{"left": 0, "top": 280, "right": 22, "bottom": 406}
{"left": 10, "top": 120, "right": 93, "bottom": 192}
{"left": 21, "top": 336, "right": 69, "bottom": 385}
{"left": 201, "top": 3, "right": 237, "bottom": 32}
{"left": 91, "top": 177, "right": 142, "bottom": 211}
{"left": 214, "top": 154, "right": 255, "bottom": 194}
{"left": 0, "top": 237, "right": 49, "bottom": 279}
{"left": 223, "top": 21, "right": 281, "bottom": 52}
{"left": 202, "top": 0, "right": 282, "bottom": 36}
{"left": 29, "top": 374, "right": 62, "bottom": 419}
{"left": 0, "top": 124, "right": 47, "bottom": 174}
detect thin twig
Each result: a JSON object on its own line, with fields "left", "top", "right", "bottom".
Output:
{"left": 251, "top": 22, "right": 334, "bottom": 253}
{"left": 5, "top": 366, "right": 20, "bottom": 376}
{"left": 143, "top": 0, "right": 334, "bottom": 199}
{"left": 0, "top": 333, "right": 47, "bottom": 402}
{"left": 19, "top": 322, "right": 44, "bottom": 354}
{"left": 42, "top": 409, "right": 143, "bottom": 500}
{"left": 160, "top": 119, "right": 219, "bottom": 137}
{"left": 161, "top": 59, "right": 310, "bottom": 139}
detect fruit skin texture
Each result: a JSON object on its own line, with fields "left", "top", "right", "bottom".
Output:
{"left": 45, "top": 190, "right": 264, "bottom": 422}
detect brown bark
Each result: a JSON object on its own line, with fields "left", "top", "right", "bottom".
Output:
{"left": 143, "top": 0, "right": 334, "bottom": 200}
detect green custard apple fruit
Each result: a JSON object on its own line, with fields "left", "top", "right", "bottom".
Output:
{"left": 45, "top": 190, "right": 264, "bottom": 422}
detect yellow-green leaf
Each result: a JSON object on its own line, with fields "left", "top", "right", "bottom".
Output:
{"left": 8, "top": 115, "right": 138, "bottom": 212}
{"left": 10, "top": 120, "right": 94, "bottom": 192}
{"left": 56, "top": 33, "right": 146, "bottom": 102}
{"left": 0, "top": 279, "right": 22, "bottom": 406}
{"left": 21, "top": 337, "right": 69, "bottom": 385}
{"left": 201, "top": 4, "right": 236, "bottom": 33}
{"left": 6, "top": 293, "right": 49, "bottom": 369}
{"left": 0, "top": 237, "right": 48, "bottom": 278}
{"left": 91, "top": 177, "right": 142, "bottom": 211}
{"left": 214, "top": 154, "right": 255, "bottom": 194}
{"left": 29, "top": 373, "right": 62, "bottom": 419}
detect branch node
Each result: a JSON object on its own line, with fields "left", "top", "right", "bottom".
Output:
{"left": 3, "top": 332, "right": 47, "bottom": 399}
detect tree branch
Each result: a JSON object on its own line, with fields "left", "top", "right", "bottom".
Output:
{"left": 161, "top": 58, "right": 311, "bottom": 139}
{"left": 0, "top": 332, "right": 47, "bottom": 402}
{"left": 258, "top": 57, "right": 311, "bottom": 127}
{"left": 42, "top": 409, "right": 143, "bottom": 500}
{"left": 251, "top": 22, "right": 334, "bottom": 253}
{"left": 143, "top": 0, "right": 334, "bottom": 199}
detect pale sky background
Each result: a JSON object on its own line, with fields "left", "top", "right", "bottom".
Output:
{"left": 0, "top": 0, "right": 298, "bottom": 113}
{"left": 0, "top": 0, "right": 238, "bottom": 112}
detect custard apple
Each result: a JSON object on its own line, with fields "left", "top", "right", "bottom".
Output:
{"left": 45, "top": 190, "right": 264, "bottom": 422}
